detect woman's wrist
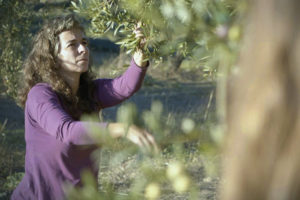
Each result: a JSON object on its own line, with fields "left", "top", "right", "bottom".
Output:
{"left": 107, "top": 123, "right": 126, "bottom": 138}
{"left": 133, "top": 49, "right": 148, "bottom": 67}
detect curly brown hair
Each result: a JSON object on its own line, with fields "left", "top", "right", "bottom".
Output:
{"left": 18, "top": 14, "right": 100, "bottom": 120}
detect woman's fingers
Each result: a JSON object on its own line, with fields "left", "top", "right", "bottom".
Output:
{"left": 133, "top": 22, "right": 146, "bottom": 49}
{"left": 145, "top": 131, "right": 159, "bottom": 154}
{"left": 134, "top": 29, "right": 144, "bottom": 38}
{"left": 138, "top": 135, "right": 152, "bottom": 152}
{"left": 127, "top": 126, "right": 158, "bottom": 153}
{"left": 133, "top": 21, "right": 142, "bottom": 31}
{"left": 134, "top": 31, "right": 146, "bottom": 49}
{"left": 141, "top": 129, "right": 159, "bottom": 153}
{"left": 140, "top": 130, "right": 159, "bottom": 154}
{"left": 133, "top": 21, "right": 143, "bottom": 38}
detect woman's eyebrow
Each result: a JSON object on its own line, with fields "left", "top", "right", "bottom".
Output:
{"left": 82, "top": 37, "right": 88, "bottom": 42}
{"left": 66, "top": 39, "right": 77, "bottom": 45}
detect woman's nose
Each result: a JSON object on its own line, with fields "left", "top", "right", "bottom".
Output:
{"left": 78, "top": 43, "right": 88, "bottom": 54}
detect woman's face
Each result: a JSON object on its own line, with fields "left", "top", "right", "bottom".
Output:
{"left": 57, "top": 29, "right": 89, "bottom": 74}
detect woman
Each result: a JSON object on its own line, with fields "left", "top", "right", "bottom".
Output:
{"left": 11, "top": 15, "right": 157, "bottom": 200}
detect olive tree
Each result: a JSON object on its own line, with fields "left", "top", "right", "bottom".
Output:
{"left": 0, "top": 0, "right": 34, "bottom": 99}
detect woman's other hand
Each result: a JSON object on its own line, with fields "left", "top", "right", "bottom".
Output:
{"left": 108, "top": 123, "right": 158, "bottom": 154}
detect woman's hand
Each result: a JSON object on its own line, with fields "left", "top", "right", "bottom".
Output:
{"left": 108, "top": 123, "right": 158, "bottom": 153}
{"left": 133, "top": 22, "right": 148, "bottom": 67}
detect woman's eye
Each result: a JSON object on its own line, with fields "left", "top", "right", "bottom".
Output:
{"left": 68, "top": 43, "right": 76, "bottom": 48}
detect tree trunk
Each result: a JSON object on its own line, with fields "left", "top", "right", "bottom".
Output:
{"left": 221, "top": 0, "right": 300, "bottom": 200}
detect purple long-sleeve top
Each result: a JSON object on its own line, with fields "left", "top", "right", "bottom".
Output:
{"left": 11, "top": 60, "right": 147, "bottom": 200}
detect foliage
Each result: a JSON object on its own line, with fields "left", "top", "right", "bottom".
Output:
{"left": 0, "top": 121, "right": 25, "bottom": 198}
{"left": 72, "top": 0, "right": 247, "bottom": 78}
{"left": 0, "top": 0, "right": 34, "bottom": 99}
{"left": 66, "top": 101, "right": 219, "bottom": 200}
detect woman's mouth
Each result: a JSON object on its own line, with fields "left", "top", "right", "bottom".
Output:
{"left": 77, "top": 58, "right": 88, "bottom": 62}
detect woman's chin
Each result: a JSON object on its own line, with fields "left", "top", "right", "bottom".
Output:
{"left": 78, "top": 64, "right": 89, "bottom": 73}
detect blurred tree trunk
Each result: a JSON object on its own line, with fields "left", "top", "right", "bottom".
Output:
{"left": 117, "top": 48, "right": 126, "bottom": 69}
{"left": 168, "top": 53, "right": 184, "bottom": 72}
{"left": 221, "top": 0, "right": 300, "bottom": 200}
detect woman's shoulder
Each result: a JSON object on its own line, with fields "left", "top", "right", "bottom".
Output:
{"left": 28, "top": 82, "right": 54, "bottom": 95}
{"left": 27, "top": 83, "right": 57, "bottom": 103}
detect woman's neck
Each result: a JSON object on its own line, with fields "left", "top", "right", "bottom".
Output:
{"left": 60, "top": 71, "right": 81, "bottom": 95}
